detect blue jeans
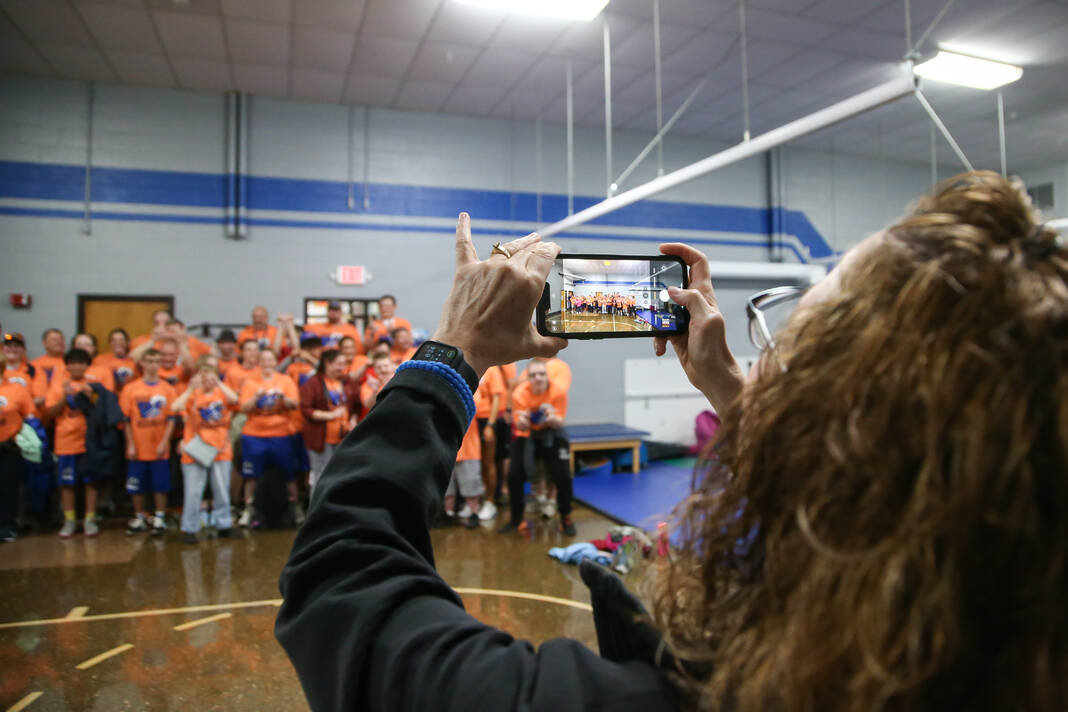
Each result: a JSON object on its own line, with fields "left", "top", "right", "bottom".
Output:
{"left": 180, "top": 461, "right": 233, "bottom": 533}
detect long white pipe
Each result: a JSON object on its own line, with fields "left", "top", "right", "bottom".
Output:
{"left": 539, "top": 72, "right": 918, "bottom": 238}
{"left": 1049, "top": 217, "right": 1068, "bottom": 231}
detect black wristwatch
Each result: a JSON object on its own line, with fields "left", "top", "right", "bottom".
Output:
{"left": 411, "top": 340, "right": 480, "bottom": 393}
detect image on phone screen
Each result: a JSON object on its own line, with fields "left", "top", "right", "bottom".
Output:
{"left": 543, "top": 255, "right": 688, "bottom": 336}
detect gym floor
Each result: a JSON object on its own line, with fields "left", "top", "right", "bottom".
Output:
{"left": 0, "top": 505, "right": 629, "bottom": 711}
{"left": 547, "top": 311, "right": 652, "bottom": 333}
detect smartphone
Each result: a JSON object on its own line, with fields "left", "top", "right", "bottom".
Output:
{"left": 536, "top": 253, "right": 689, "bottom": 339}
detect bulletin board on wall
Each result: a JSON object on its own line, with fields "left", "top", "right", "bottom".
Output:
{"left": 303, "top": 298, "right": 381, "bottom": 335}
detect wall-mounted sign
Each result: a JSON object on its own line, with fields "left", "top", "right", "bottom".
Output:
{"left": 334, "top": 265, "right": 366, "bottom": 285}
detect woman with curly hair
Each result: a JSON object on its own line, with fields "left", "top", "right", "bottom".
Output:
{"left": 277, "top": 175, "right": 1067, "bottom": 711}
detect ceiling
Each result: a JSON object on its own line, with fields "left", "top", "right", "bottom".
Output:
{"left": 2, "top": 0, "right": 1067, "bottom": 170}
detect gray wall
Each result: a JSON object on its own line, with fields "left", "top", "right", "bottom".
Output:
{"left": 1, "top": 76, "right": 941, "bottom": 424}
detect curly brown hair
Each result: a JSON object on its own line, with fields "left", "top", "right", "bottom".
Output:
{"left": 654, "top": 171, "right": 1068, "bottom": 711}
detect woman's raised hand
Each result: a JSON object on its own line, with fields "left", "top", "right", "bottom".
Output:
{"left": 433, "top": 213, "right": 567, "bottom": 376}
{"left": 653, "top": 243, "right": 745, "bottom": 413}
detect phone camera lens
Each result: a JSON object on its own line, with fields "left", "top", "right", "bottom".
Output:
{"left": 447, "top": 349, "right": 456, "bottom": 359}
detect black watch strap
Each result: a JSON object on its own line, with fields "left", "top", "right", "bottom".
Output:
{"left": 412, "top": 341, "right": 480, "bottom": 393}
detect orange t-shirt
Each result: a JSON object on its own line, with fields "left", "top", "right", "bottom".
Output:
{"left": 181, "top": 387, "right": 233, "bottom": 464}
{"left": 456, "top": 418, "right": 482, "bottom": 463}
{"left": 306, "top": 322, "right": 362, "bottom": 351}
{"left": 240, "top": 372, "right": 298, "bottom": 438}
{"left": 285, "top": 358, "right": 317, "bottom": 388}
{"left": 217, "top": 356, "right": 239, "bottom": 381}
{"left": 31, "top": 354, "right": 65, "bottom": 403}
{"left": 322, "top": 377, "right": 348, "bottom": 445}
{"left": 390, "top": 346, "right": 417, "bottom": 365}
{"left": 522, "top": 358, "right": 572, "bottom": 392}
{"left": 93, "top": 353, "right": 136, "bottom": 391}
{"left": 30, "top": 354, "right": 65, "bottom": 386}
{"left": 499, "top": 363, "right": 517, "bottom": 387}
{"left": 512, "top": 381, "right": 568, "bottom": 434}
{"left": 2, "top": 362, "right": 35, "bottom": 393}
{"left": 120, "top": 378, "right": 178, "bottom": 461}
{"left": 45, "top": 377, "right": 90, "bottom": 455}
{"left": 224, "top": 363, "right": 257, "bottom": 395}
{"left": 237, "top": 324, "right": 279, "bottom": 352}
{"left": 157, "top": 365, "right": 189, "bottom": 394}
{"left": 475, "top": 367, "right": 506, "bottom": 420}
{"left": 347, "top": 355, "right": 369, "bottom": 380}
{"left": 364, "top": 317, "right": 412, "bottom": 344}
{"left": 0, "top": 381, "right": 35, "bottom": 442}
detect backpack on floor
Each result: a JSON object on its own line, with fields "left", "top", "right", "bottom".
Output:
{"left": 253, "top": 465, "right": 293, "bottom": 529}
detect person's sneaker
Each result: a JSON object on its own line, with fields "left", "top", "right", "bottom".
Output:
{"left": 182, "top": 532, "right": 198, "bottom": 544}
{"left": 477, "top": 500, "right": 498, "bottom": 521}
{"left": 83, "top": 517, "right": 99, "bottom": 538}
{"left": 150, "top": 515, "right": 166, "bottom": 536}
{"left": 293, "top": 501, "right": 306, "bottom": 525}
{"left": 541, "top": 500, "right": 557, "bottom": 519}
{"left": 560, "top": 516, "right": 576, "bottom": 537}
{"left": 465, "top": 513, "right": 480, "bottom": 529}
{"left": 431, "top": 511, "right": 455, "bottom": 529}
{"left": 237, "top": 507, "right": 252, "bottom": 528}
{"left": 457, "top": 504, "right": 473, "bottom": 518}
{"left": 497, "top": 520, "right": 520, "bottom": 534}
{"left": 0, "top": 527, "right": 16, "bottom": 543}
{"left": 58, "top": 520, "right": 77, "bottom": 539}
{"left": 126, "top": 516, "right": 149, "bottom": 535}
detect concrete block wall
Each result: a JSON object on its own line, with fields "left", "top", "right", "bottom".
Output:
{"left": 1, "top": 76, "right": 942, "bottom": 425}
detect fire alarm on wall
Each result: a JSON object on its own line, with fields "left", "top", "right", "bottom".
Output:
{"left": 9, "top": 294, "right": 32, "bottom": 309}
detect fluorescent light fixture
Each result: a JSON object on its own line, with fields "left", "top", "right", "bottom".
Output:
{"left": 914, "top": 50, "right": 1022, "bottom": 90}
{"left": 454, "top": 0, "right": 610, "bottom": 22}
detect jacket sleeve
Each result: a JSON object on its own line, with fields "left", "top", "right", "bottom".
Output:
{"left": 275, "top": 367, "right": 676, "bottom": 712}
{"left": 298, "top": 376, "right": 319, "bottom": 421}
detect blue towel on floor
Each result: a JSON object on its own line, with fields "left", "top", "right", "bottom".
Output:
{"left": 548, "top": 542, "right": 611, "bottom": 566}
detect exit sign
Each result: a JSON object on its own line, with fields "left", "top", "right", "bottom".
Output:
{"left": 335, "top": 265, "right": 365, "bottom": 285}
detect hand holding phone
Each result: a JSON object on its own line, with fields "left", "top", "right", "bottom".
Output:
{"left": 536, "top": 253, "right": 690, "bottom": 340}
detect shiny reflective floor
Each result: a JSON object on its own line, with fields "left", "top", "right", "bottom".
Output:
{"left": 1, "top": 505, "right": 633, "bottom": 711}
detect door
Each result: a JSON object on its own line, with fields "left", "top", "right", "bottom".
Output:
{"left": 78, "top": 295, "right": 175, "bottom": 352}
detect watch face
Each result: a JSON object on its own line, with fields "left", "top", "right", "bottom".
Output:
{"left": 421, "top": 342, "right": 458, "bottom": 363}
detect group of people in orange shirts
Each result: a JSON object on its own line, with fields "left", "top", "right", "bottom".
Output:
{"left": 0, "top": 295, "right": 577, "bottom": 543}
{"left": 567, "top": 292, "right": 639, "bottom": 319}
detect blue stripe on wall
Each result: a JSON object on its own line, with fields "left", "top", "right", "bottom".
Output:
{"left": 0, "top": 159, "right": 832, "bottom": 259}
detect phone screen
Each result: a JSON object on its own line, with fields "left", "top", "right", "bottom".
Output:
{"left": 538, "top": 254, "right": 689, "bottom": 338}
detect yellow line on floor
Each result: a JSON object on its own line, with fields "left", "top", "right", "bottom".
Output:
{"left": 0, "top": 589, "right": 588, "bottom": 631}
{"left": 75, "top": 643, "right": 134, "bottom": 671}
{"left": 6, "top": 691, "right": 43, "bottom": 712}
{"left": 454, "top": 588, "right": 593, "bottom": 612}
{"left": 65, "top": 606, "right": 89, "bottom": 619}
{"left": 0, "top": 599, "right": 283, "bottom": 630}
{"left": 173, "top": 612, "right": 232, "bottom": 631}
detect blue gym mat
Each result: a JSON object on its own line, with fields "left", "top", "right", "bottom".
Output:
{"left": 572, "top": 457, "right": 697, "bottom": 532}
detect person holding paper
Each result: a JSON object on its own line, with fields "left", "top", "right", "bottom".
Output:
{"left": 172, "top": 354, "right": 239, "bottom": 542}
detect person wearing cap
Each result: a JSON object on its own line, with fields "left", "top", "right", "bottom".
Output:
{"left": 363, "top": 295, "right": 412, "bottom": 351}
{"left": 306, "top": 301, "right": 362, "bottom": 352}
{"left": 93, "top": 328, "right": 136, "bottom": 392}
{"left": 2, "top": 333, "right": 35, "bottom": 392}
{"left": 215, "top": 329, "right": 239, "bottom": 381}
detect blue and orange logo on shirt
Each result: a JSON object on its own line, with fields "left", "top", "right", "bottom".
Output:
{"left": 255, "top": 389, "right": 283, "bottom": 410}
{"left": 137, "top": 394, "right": 168, "bottom": 419}
{"left": 198, "top": 399, "right": 225, "bottom": 423}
